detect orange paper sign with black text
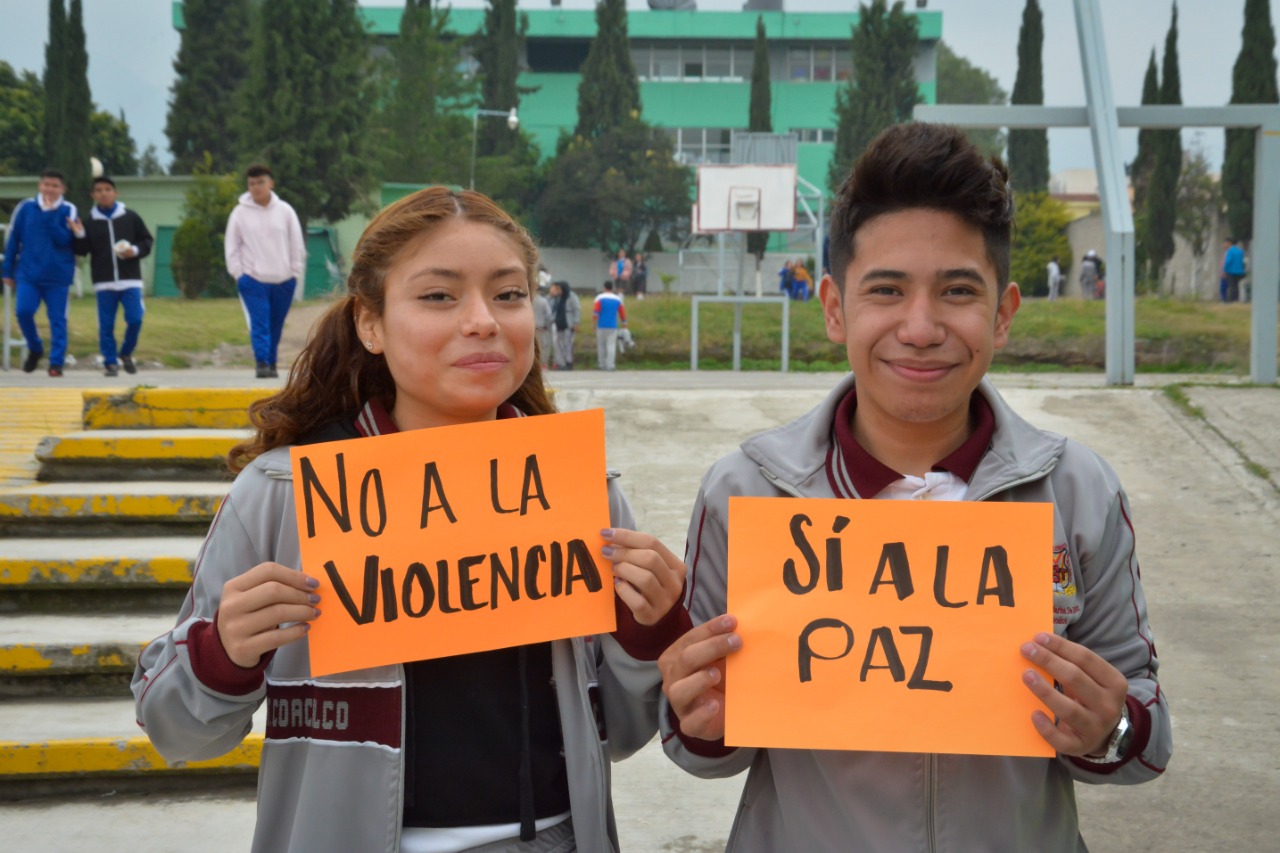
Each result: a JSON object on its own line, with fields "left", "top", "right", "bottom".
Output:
{"left": 726, "top": 497, "right": 1055, "bottom": 757}
{"left": 291, "top": 408, "right": 615, "bottom": 677}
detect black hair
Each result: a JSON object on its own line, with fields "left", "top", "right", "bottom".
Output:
{"left": 246, "top": 163, "right": 273, "bottom": 179}
{"left": 828, "top": 122, "right": 1015, "bottom": 293}
{"left": 92, "top": 176, "right": 116, "bottom": 189}
{"left": 40, "top": 168, "right": 66, "bottom": 182}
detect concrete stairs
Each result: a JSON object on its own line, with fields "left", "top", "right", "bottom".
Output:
{"left": 0, "top": 387, "right": 269, "bottom": 798}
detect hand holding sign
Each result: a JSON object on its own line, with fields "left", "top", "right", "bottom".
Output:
{"left": 659, "top": 614, "right": 742, "bottom": 741}
{"left": 1021, "top": 631, "right": 1129, "bottom": 756}
{"left": 217, "top": 562, "right": 321, "bottom": 668}
{"left": 601, "top": 528, "right": 686, "bottom": 626}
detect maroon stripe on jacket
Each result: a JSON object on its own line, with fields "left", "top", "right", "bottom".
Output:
{"left": 265, "top": 682, "right": 402, "bottom": 748}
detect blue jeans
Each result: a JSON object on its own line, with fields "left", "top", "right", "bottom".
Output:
{"left": 96, "top": 288, "right": 145, "bottom": 365}
{"left": 238, "top": 275, "right": 296, "bottom": 366}
{"left": 15, "top": 279, "right": 70, "bottom": 367}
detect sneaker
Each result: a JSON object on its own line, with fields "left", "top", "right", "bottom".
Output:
{"left": 104, "top": 364, "right": 119, "bottom": 377}
{"left": 255, "top": 362, "right": 273, "bottom": 379}
{"left": 22, "top": 350, "right": 42, "bottom": 373}
{"left": 48, "top": 366, "right": 63, "bottom": 377}
{"left": 268, "top": 364, "right": 279, "bottom": 378}
{"left": 120, "top": 354, "right": 136, "bottom": 375}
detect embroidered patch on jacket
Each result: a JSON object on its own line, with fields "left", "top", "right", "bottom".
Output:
{"left": 1051, "top": 544, "right": 1081, "bottom": 625}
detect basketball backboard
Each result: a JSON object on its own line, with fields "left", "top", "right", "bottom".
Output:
{"left": 695, "top": 165, "right": 797, "bottom": 233}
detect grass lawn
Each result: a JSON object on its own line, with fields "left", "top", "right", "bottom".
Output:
{"left": 11, "top": 291, "right": 1266, "bottom": 373}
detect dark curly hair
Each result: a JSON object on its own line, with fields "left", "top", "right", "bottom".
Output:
{"left": 228, "top": 188, "right": 553, "bottom": 473}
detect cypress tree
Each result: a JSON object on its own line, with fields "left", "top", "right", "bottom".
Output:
{"left": 1007, "top": 0, "right": 1048, "bottom": 193}
{"left": 1144, "top": 2, "right": 1182, "bottom": 280}
{"left": 61, "top": 0, "right": 93, "bottom": 213}
{"left": 239, "top": 0, "right": 374, "bottom": 231}
{"left": 1223, "top": 0, "right": 1279, "bottom": 242}
{"left": 576, "top": 0, "right": 641, "bottom": 139}
{"left": 473, "top": 0, "right": 527, "bottom": 157}
{"left": 747, "top": 15, "right": 772, "bottom": 262}
{"left": 828, "top": 0, "right": 919, "bottom": 195}
{"left": 935, "top": 40, "right": 1008, "bottom": 160}
{"left": 375, "top": 0, "right": 473, "bottom": 184}
{"left": 1130, "top": 50, "right": 1160, "bottom": 212}
{"left": 42, "top": 0, "right": 66, "bottom": 171}
{"left": 166, "top": 0, "right": 251, "bottom": 174}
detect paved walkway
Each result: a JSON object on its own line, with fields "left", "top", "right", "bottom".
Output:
{"left": 0, "top": 367, "right": 1277, "bottom": 852}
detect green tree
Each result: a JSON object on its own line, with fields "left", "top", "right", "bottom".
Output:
{"left": 1010, "top": 191, "right": 1072, "bottom": 298}
{"left": 935, "top": 41, "right": 1007, "bottom": 160}
{"left": 575, "top": 0, "right": 641, "bottom": 139}
{"left": 1223, "top": 0, "right": 1279, "bottom": 242}
{"left": 373, "top": 0, "right": 473, "bottom": 185}
{"left": 471, "top": 0, "right": 542, "bottom": 217}
{"left": 42, "top": 0, "right": 65, "bottom": 172}
{"left": 0, "top": 62, "right": 45, "bottom": 176}
{"left": 1130, "top": 50, "right": 1160, "bottom": 212}
{"left": 473, "top": 0, "right": 528, "bottom": 157}
{"left": 1176, "top": 140, "right": 1226, "bottom": 295}
{"left": 1008, "top": 0, "right": 1048, "bottom": 193}
{"left": 239, "top": 0, "right": 375, "bottom": 231}
{"left": 138, "top": 144, "right": 166, "bottom": 176}
{"left": 828, "top": 0, "right": 920, "bottom": 195}
{"left": 166, "top": 0, "right": 251, "bottom": 174}
{"left": 536, "top": 122, "right": 691, "bottom": 252}
{"left": 1144, "top": 2, "right": 1182, "bottom": 283}
{"left": 171, "top": 154, "right": 241, "bottom": 298}
{"left": 746, "top": 15, "right": 772, "bottom": 262}
{"left": 91, "top": 109, "right": 138, "bottom": 177}
{"left": 61, "top": 0, "right": 93, "bottom": 212}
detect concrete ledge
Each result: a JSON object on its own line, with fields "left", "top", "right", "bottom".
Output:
{"left": 82, "top": 388, "right": 270, "bottom": 430}
{"left": 0, "top": 482, "right": 226, "bottom": 538}
{"left": 0, "top": 538, "right": 200, "bottom": 588}
{"left": 35, "top": 430, "right": 246, "bottom": 481}
{"left": 0, "top": 642, "right": 141, "bottom": 675}
{"left": 0, "top": 735, "right": 262, "bottom": 778}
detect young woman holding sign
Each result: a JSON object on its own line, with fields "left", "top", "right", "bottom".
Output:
{"left": 132, "top": 188, "right": 690, "bottom": 853}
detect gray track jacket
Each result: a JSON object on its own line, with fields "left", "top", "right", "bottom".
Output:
{"left": 133, "top": 445, "right": 665, "bottom": 853}
{"left": 660, "top": 374, "right": 1171, "bottom": 852}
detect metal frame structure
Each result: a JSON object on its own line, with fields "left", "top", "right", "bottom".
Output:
{"left": 915, "top": 0, "right": 1279, "bottom": 385}
{"left": 690, "top": 294, "right": 790, "bottom": 372}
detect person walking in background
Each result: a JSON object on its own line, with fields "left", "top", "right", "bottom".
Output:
{"left": 551, "top": 280, "right": 580, "bottom": 370}
{"left": 790, "top": 260, "right": 813, "bottom": 301}
{"left": 1079, "top": 250, "right": 1103, "bottom": 300}
{"left": 1221, "top": 238, "right": 1246, "bottom": 303}
{"left": 2, "top": 168, "right": 79, "bottom": 377}
{"left": 72, "top": 176, "right": 153, "bottom": 377}
{"left": 777, "top": 259, "right": 794, "bottom": 296}
{"left": 224, "top": 164, "right": 305, "bottom": 379}
{"left": 632, "top": 252, "right": 648, "bottom": 300}
{"left": 593, "top": 279, "right": 626, "bottom": 370}
{"left": 1046, "top": 255, "right": 1064, "bottom": 301}
{"left": 534, "top": 277, "right": 554, "bottom": 367}
{"left": 609, "top": 249, "right": 633, "bottom": 295}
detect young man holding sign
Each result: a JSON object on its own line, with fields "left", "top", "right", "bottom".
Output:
{"left": 134, "top": 188, "right": 689, "bottom": 853}
{"left": 658, "top": 123, "right": 1170, "bottom": 850}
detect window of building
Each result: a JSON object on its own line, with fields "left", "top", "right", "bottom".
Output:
{"left": 683, "top": 44, "right": 704, "bottom": 79}
{"left": 733, "top": 46, "right": 753, "bottom": 80}
{"left": 670, "top": 128, "right": 739, "bottom": 164}
{"left": 813, "top": 48, "right": 834, "bottom": 81}
{"left": 835, "top": 48, "right": 853, "bottom": 81}
{"left": 652, "top": 47, "right": 680, "bottom": 79}
{"left": 788, "top": 47, "right": 811, "bottom": 81}
{"left": 527, "top": 40, "right": 591, "bottom": 73}
{"left": 794, "top": 128, "right": 836, "bottom": 144}
{"left": 705, "top": 46, "right": 732, "bottom": 79}
{"left": 631, "top": 46, "right": 651, "bottom": 78}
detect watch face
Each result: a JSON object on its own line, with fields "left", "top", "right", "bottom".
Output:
{"left": 1113, "top": 719, "right": 1135, "bottom": 761}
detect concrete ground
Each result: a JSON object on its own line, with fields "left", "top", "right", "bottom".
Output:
{"left": 1, "top": 367, "right": 1277, "bottom": 851}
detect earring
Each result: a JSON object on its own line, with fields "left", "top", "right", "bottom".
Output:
{"left": 365, "top": 341, "right": 374, "bottom": 350}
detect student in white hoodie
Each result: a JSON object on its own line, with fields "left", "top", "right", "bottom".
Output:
{"left": 225, "top": 164, "right": 306, "bottom": 378}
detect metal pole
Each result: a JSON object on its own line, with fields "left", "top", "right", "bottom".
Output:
{"left": 733, "top": 302, "right": 742, "bottom": 371}
{"left": 780, "top": 298, "right": 790, "bottom": 372}
{"left": 690, "top": 297, "right": 700, "bottom": 371}
{"left": 1251, "top": 124, "right": 1280, "bottom": 384}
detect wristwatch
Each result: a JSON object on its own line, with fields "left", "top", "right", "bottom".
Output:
{"left": 1083, "top": 702, "right": 1133, "bottom": 763}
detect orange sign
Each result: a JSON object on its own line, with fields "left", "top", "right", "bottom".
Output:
{"left": 726, "top": 497, "right": 1055, "bottom": 757}
{"left": 291, "top": 409, "right": 615, "bottom": 676}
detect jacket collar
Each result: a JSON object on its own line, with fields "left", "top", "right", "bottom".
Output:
{"left": 739, "top": 373, "right": 1064, "bottom": 500}
{"left": 91, "top": 202, "right": 125, "bottom": 221}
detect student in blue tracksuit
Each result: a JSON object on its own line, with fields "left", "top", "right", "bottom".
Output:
{"left": 2, "top": 169, "right": 79, "bottom": 376}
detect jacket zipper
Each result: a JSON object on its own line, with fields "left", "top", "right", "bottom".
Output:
{"left": 106, "top": 216, "right": 120, "bottom": 281}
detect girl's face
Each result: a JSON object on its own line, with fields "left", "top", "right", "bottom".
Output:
{"left": 356, "top": 218, "right": 535, "bottom": 431}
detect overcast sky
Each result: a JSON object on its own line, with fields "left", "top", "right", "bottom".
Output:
{"left": 0, "top": 0, "right": 1272, "bottom": 175}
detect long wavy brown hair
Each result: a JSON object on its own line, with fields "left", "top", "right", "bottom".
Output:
{"left": 228, "top": 188, "right": 555, "bottom": 473}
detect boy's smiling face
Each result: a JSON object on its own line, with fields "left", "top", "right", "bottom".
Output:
{"left": 821, "top": 208, "right": 1020, "bottom": 445}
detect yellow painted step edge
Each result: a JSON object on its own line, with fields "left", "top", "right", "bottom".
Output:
{"left": 0, "top": 493, "right": 223, "bottom": 520}
{"left": 38, "top": 435, "right": 240, "bottom": 461}
{"left": 83, "top": 389, "right": 269, "bottom": 430}
{"left": 0, "top": 734, "right": 261, "bottom": 776}
{"left": 0, "top": 643, "right": 141, "bottom": 674}
{"left": 0, "top": 557, "right": 193, "bottom": 586}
